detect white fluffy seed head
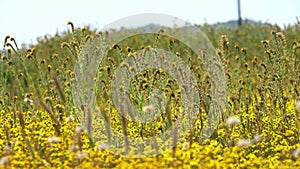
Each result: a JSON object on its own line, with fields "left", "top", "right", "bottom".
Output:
{"left": 97, "top": 143, "right": 110, "bottom": 151}
{"left": 226, "top": 116, "right": 240, "bottom": 127}
{"left": 3, "top": 145, "right": 12, "bottom": 152}
{"left": 0, "top": 156, "right": 10, "bottom": 166}
{"left": 75, "top": 151, "right": 88, "bottom": 160}
{"left": 68, "top": 144, "right": 79, "bottom": 152}
{"left": 182, "top": 141, "right": 190, "bottom": 150}
{"left": 253, "top": 134, "right": 264, "bottom": 143}
{"left": 47, "top": 136, "right": 60, "bottom": 144}
{"left": 292, "top": 148, "right": 300, "bottom": 158}
{"left": 235, "top": 138, "right": 251, "bottom": 147}
{"left": 75, "top": 126, "right": 84, "bottom": 134}
{"left": 295, "top": 100, "right": 300, "bottom": 112}
{"left": 143, "top": 105, "right": 155, "bottom": 113}
{"left": 66, "top": 116, "right": 75, "bottom": 122}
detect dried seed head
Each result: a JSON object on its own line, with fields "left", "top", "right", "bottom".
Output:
{"left": 43, "top": 97, "right": 51, "bottom": 102}
{"left": 126, "top": 46, "right": 132, "bottom": 53}
{"left": 143, "top": 105, "right": 155, "bottom": 113}
{"left": 261, "top": 40, "right": 269, "bottom": 46}
{"left": 221, "top": 35, "right": 227, "bottom": 40}
{"left": 235, "top": 138, "right": 251, "bottom": 147}
{"left": 67, "top": 21, "right": 75, "bottom": 33}
{"left": 292, "top": 148, "right": 300, "bottom": 159}
{"left": 97, "top": 143, "right": 110, "bottom": 151}
{"left": 1, "top": 55, "right": 7, "bottom": 60}
{"left": 75, "top": 151, "right": 88, "bottom": 160}
{"left": 112, "top": 44, "right": 120, "bottom": 49}
{"left": 235, "top": 55, "right": 239, "bottom": 60}
{"left": 234, "top": 44, "right": 240, "bottom": 50}
{"left": 17, "top": 73, "right": 23, "bottom": 78}
{"left": 82, "top": 27, "right": 88, "bottom": 32}
{"left": 4, "top": 91, "right": 9, "bottom": 97}
{"left": 0, "top": 156, "right": 10, "bottom": 166}
{"left": 120, "top": 62, "right": 129, "bottom": 68}
{"left": 241, "top": 48, "right": 247, "bottom": 54}
{"left": 3, "top": 145, "right": 12, "bottom": 152}
{"left": 7, "top": 61, "right": 12, "bottom": 66}
{"left": 276, "top": 32, "right": 284, "bottom": 39}
{"left": 271, "top": 30, "right": 276, "bottom": 35}
{"left": 295, "top": 100, "right": 300, "bottom": 112}
{"left": 253, "top": 134, "right": 264, "bottom": 143}
{"left": 54, "top": 104, "right": 62, "bottom": 109}
{"left": 24, "top": 93, "right": 31, "bottom": 98}
{"left": 4, "top": 35, "right": 10, "bottom": 43}
{"left": 47, "top": 65, "right": 52, "bottom": 72}
{"left": 75, "top": 126, "right": 84, "bottom": 134}
{"left": 47, "top": 136, "right": 60, "bottom": 144}
{"left": 292, "top": 41, "right": 298, "bottom": 47}
{"left": 225, "top": 116, "right": 240, "bottom": 127}
{"left": 66, "top": 116, "right": 75, "bottom": 122}
{"left": 182, "top": 141, "right": 190, "bottom": 150}
{"left": 68, "top": 144, "right": 79, "bottom": 152}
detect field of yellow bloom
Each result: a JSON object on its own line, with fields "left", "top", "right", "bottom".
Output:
{"left": 1, "top": 20, "right": 300, "bottom": 168}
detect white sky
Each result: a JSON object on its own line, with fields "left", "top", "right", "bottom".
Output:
{"left": 1, "top": 0, "right": 299, "bottom": 45}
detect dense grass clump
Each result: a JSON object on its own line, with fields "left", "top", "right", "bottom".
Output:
{"left": 1, "top": 21, "right": 300, "bottom": 168}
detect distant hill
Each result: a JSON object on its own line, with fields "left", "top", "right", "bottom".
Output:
{"left": 213, "top": 19, "right": 258, "bottom": 28}
{"left": 128, "top": 19, "right": 259, "bottom": 32}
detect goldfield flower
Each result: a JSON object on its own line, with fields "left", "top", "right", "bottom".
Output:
{"left": 235, "top": 138, "right": 251, "bottom": 147}
{"left": 225, "top": 116, "right": 240, "bottom": 127}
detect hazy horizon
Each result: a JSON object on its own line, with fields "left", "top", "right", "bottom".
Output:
{"left": 1, "top": 0, "right": 299, "bottom": 45}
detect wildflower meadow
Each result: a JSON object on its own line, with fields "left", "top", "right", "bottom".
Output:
{"left": 1, "top": 17, "right": 300, "bottom": 168}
